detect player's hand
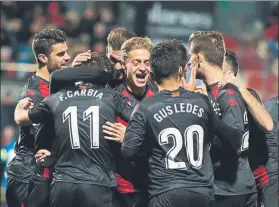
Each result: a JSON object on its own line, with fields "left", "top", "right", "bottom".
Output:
{"left": 180, "top": 64, "right": 197, "bottom": 92}
{"left": 195, "top": 85, "right": 208, "bottom": 96}
{"left": 35, "top": 149, "right": 51, "bottom": 165}
{"left": 71, "top": 50, "right": 91, "bottom": 68}
{"left": 219, "top": 71, "right": 244, "bottom": 89}
{"left": 18, "top": 98, "right": 34, "bottom": 110}
{"left": 103, "top": 122, "right": 126, "bottom": 143}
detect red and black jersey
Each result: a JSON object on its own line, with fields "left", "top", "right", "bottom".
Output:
{"left": 111, "top": 82, "right": 157, "bottom": 194}
{"left": 7, "top": 75, "right": 49, "bottom": 182}
{"left": 207, "top": 82, "right": 257, "bottom": 196}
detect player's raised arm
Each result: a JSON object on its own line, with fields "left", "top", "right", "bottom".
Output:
{"left": 121, "top": 105, "right": 147, "bottom": 161}
{"left": 50, "top": 67, "right": 110, "bottom": 94}
{"left": 220, "top": 72, "right": 273, "bottom": 132}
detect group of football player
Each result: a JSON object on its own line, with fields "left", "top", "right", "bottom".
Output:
{"left": 6, "top": 27, "right": 278, "bottom": 207}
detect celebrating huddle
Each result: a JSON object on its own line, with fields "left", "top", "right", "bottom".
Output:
{"left": 7, "top": 27, "right": 278, "bottom": 207}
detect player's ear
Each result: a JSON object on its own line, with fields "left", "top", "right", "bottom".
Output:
{"left": 197, "top": 53, "right": 204, "bottom": 69}
{"left": 120, "top": 60, "right": 126, "bottom": 70}
{"left": 178, "top": 66, "right": 184, "bottom": 77}
{"left": 38, "top": 54, "right": 48, "bottom": 64}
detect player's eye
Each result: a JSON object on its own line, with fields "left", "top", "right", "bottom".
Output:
{"left": 132, "top": 61, "right": 140, "bottom": 66}
{"left": 145, "top": 61, "right": 150, "bottom": 67}
{"left": 57, "top": 52, "right": 65, "bottom": 57}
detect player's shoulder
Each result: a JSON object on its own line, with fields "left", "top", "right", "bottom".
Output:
{"left": 218, "top": 83, "right": 241, "bottom": 99}
{"left": 20, "top": 75, "right": 49, "bottom": 100}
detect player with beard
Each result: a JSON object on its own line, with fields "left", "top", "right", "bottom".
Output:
{"left": 14, "top": 52, "right": 134, "bottom": 207}
{"left": 6, "top": 29, "right": 70, "bottom": 207}
{"left": 220, "top": 50, "right": 278, "bottom": 207}
{"left": 46, "top": 36, "right": 157, "bottom": 206}
{"left": 188, "top": 31, "right": 257, "bottom": 207}
{"left": 49, "top": 27, "right": 136, "bottom": 93}
{"left": 121, "top": 39, "right": 249, "bottom": 207}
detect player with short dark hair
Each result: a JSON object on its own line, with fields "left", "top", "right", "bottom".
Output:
{"left": 224, "top": 50, "right": 239, "bottom": 77}
{"left": 221, "top": 50, "right": 277, "bottom": 207}
{"left": 14, "top": 52, "right": 134, "bottom": 207}
{"left": 122, "top": 39, "right": 247, "bottom": 207}
{"left": 188, "top": 31, "right": 257, "bottom": 207}
{"left": 222, "top": 50, "right": 273, "bottom": 131}
{"left": 7, "top": 28, "right": 70, "bottom": 207}
{"left": 47, "top": 36, "right": 157, "bottom": 207}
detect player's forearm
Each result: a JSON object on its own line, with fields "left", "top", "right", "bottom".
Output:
{"left": 50, "top": 68, "right": 109, "bottom": 94}
{"left": 121, "top": 145, "right": 139, "bottom": 161}
{"left": 14, "top": 106, "right": 32, "bottom": 126}
{"left": 239, "top": 87, "right": 273, "bottom": 131}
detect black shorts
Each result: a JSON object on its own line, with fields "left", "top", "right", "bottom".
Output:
{"left": 148, "top": 188, "right": 212, "bottom": 207}
{"left": 115, "top": 191, "right": 146, "bottom": 207}
{"left": 49, "top": 181, "right": 117, "bottom": 207}
{"left": 28, "top": 174, "right": 51, "bottom": 207}
{"left": 6, "top": 179, "right": 29, "bottom": 207}
{"left": 214, "top": 193, "right": 257, "bottom": 207}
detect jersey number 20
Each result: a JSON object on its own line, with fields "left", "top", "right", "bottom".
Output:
{"left": 159, "top": 125, "right": 204, "bottom": 170}
{"left": 63, "top": 106, "right": 99, "bottom": 149}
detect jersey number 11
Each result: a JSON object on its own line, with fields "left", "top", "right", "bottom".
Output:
{"left": 63, "top": 106, "right": 99, "bottom": 149}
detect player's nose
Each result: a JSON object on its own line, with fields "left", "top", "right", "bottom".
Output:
{"left": 64, "top": 53, "right": 71, "bottom": 61}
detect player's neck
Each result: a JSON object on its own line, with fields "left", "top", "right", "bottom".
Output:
{"left": 36, "top": 66, "right": 50, "bottom": 82}
{"left": 158, "top": 78, "right": 180, "bottom": 91}
{"left": 203, "top": 66, "right": 223, "bottom": 86}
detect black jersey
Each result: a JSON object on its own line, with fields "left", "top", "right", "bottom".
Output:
{"left": 7, "top": 75, "right": 49, "bottom": 182}
{"left": 245, "top": 88, "right": 269, "bottom": 171}
{"left": 122, "top": 88, "right": 216, "bottom": 198}
{"left": 207, "top": 83, "right": 256, "bottom": 196}
{"left": 263, "top": 96, "right": 278, "bottom": 178}
{"left": 28, "top": 85, "right": 133, "bottom": 187}
{"left": 112, "top": 82, "right": 157, "bottom": 194}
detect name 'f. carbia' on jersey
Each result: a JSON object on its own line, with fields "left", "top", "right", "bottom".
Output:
{"left": 28, "top": 85, "right": 133, "bottom": 187}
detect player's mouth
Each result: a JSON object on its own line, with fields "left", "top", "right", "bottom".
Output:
{"left": 61, "top": 65, "right": 68, "bottom": 69}
{"left": 136, "top": 73, "right": 147, "bottom": 80}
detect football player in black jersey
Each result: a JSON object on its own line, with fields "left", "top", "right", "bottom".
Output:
{"left": 14, "top": 52, "right": 134, "bottom": 207}
{"left": 7, "top": 29, "right": 70, "bottom": 207}
{"left": 222, "top": 50, "right": 273, "bottom": 131}
{"left": 263, "top": 96, "right": 278, "bottom": 207}
{"left": 220, "top": 50, "right": 277, "bottom": 207}
{"left": 49, "top": 36, "right": 158, "bottom": 207}
{"left": 122, "top": 39, "right": 247, "bottom": 207}
{"left": 188, "top": 31, "right": 257, "bottom": 207}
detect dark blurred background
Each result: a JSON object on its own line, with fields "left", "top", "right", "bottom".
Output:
{"left": 1, "top": 1, "right": 278, "bottom": 205}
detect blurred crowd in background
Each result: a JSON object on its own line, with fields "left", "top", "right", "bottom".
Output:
{"left": 0, "top": 1, "right": 278, "bottom": 204}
